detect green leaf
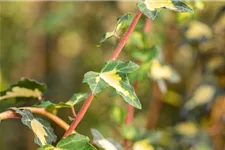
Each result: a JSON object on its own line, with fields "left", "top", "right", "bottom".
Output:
{"left": 91, "top": 129, "right": 123, "bottom": 150}
{"left": 121, "top": 125, "right": 138, "bottom": 140}
{"left": 65, "top": 93, "right": 89, "bottom": 106}
{"left": 38, "top": 133, "right": 96, "bottom": 150}
{"left": 98, "top": 13, "right": 132, "bottom": 46}
{"left": 10, "top": 107, "right": 57, "bottom": 146}
{"left": 83, "top": 60, "right": 141, "bottom": 109}
{"left": 137, "top": 0, "right": 193, "bottom": 20}
{"left": 35, "top": 93, "right": 89, "bottom": 112}
{"left": 83, "top": 72, "right": 109, "bottom": 94}
{"left": 97, "top": 32, "right": 115, "bottom": 47}
{"left": 130, "top": 46, "right": 159, "bottom": 81}
{"left": 116, "top": 13, "right": 132, "bottom": 31}
{"left": 110, "top": 105, "right": 125, "bottom": 124}
{"left": 132, "top": 46, "right": 158, "bottom": 62}
{"left": 0, "top": 78, "right": 46, "bottom": 101}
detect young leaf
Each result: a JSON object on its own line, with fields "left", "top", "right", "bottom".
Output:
{"left": 97, "top": 32, "right": 115, "bottom": 47}
{"left": 35, "top": 93, "right": 89, "bottom": 112}
{"left": 98, "top": 13, "right": 132, "bottom": 46}
{"left": 137, "top": 0, "right": 193, "bottom": 20}
{"left": 10, "top": 107, "right": 56, "bottom": 146}
{"left": 38, "top": 133, "right": 96, "bottom": 150}
{"left": 0, "top": 78, "right": 46, "bottom": 101}
{"left": 83, "top": 60, "right": 142, "bottom": 109}
{"left": 115, "top": 13, "right": 132, "bottom": 31}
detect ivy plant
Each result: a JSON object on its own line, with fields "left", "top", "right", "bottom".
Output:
{"left": 0, "top": 1, "right": 208, "bottom": 150}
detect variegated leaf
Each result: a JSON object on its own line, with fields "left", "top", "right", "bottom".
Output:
{"left": 137, "top": 0, "right": 193, "bottom": 20}
{"left": 10, "top": 107, "right": 56, "bottom": 146}
{"left": 83, "top": 60, "right": 141, "bottom": 109}
{"left": 0, "top": 78, "right": 46, "bottom": 101}
{"left": 38, "top": 133, "right": 96, "bottom": 150}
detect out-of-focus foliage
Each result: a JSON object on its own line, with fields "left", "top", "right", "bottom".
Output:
{"left": 0, "top": 1, "right": 225, "bottom": 150}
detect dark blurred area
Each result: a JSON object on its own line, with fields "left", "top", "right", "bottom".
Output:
{"left": 0, "top": 1, "right": 225, "bottom": 150}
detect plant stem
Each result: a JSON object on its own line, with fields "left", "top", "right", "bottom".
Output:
{"left": 125, "top": 104, "right": 135, "bottom": 125}
{"left": 123, "top": 82, "right": 138, "bottom": 149}
{"left": 146, "top": 82, "right": 162, "bottom": 129}
{"left": 64, "top": 10, "right": 142, "bottom": 137}
{"left": 0, "top": 107, "right": 71, "bottom": 131}
{"left": 110, "top": 10, "right": 142, "bottom": 61}
{"left": 64, "top": 93, "right": 94, "bottom": 137}
{"left": 143, "top": 18, "right": 151, "bottom": 33}
{"left": 124, "top": 82, "right": 138, "bottom": 125}
{"left": 71, "top": 107, "right": 77, "bottom": 117}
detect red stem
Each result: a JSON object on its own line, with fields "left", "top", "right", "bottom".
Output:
{"left": 110, "top": 10, "right": 142, "bottom": 61}
{"left": 64, "top": 94, "right": 94, "bottom": 137}
{"left": 143, "top": 18, "right": 151, "bottom": 33}
{"left": 125, "top": 105, "right": 134, "bottom": 125}
{"left": 124, "top": 82, "right": 138, "bottom": 125}
{"left": 63, "top": 10, "right": 142, "bottom": 137}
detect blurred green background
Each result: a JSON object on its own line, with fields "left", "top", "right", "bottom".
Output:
{"left": 0, "top": 1, "right": 225, "bottom": 150}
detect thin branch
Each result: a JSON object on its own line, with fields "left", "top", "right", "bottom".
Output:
{"left": 110, "top": 10, "right": 142, "bottom": 61}
{"left": 64, "top": 93, "right": 94, "bottom": 137}
{"left": 143, "top": 18, "right": 151, "bottom": 33}
{"left": 71, "top": 107, "right": 77, "bottom": 117}
{"left": 63, "top": 10, "right": 142, "bottom": 137}
{"left": 0, "top": 107, "right": 71, "bottom": 131}
{"left": 146, "top": 82, "right": 162, "bottom": 129}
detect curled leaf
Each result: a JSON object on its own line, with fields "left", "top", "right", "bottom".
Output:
{"left": 10, "top": 107, "right": 57, "bottom": 146}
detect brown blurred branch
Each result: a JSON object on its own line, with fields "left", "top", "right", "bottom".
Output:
{"left": 146, "top": 81, "right": 163, "bottom": 129}
{"left": 0, "top": 107, "right": 71, "bottom": 131}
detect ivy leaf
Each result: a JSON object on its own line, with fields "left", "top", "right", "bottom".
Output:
{"left": 0, "top": 78, "right": 46, "bottom": 101}
{"left": 115, "top": 13, "right": 132, "bottom": 31}
{"left": 35, "top": 93, "right": 89, "bottom": 112}
{"left": 97, "top": 32, "right": 115, "bottom": 47}
{"left": 83, "top": 60, "right": 141, "bottom": 109}
{"left": 132, "top": 46, "right": 158, "bottom": 62}
{"left": 91, "top": 129, "right": 123, "bottom": 150}
{"left": 38, "top": 133, "right": 96, "bottom": 150}
{"left": 137, "top": 0, "right": 193, "bottom": 20}
{"left": 10, "top": 107, "right": 57, "bottom": 146}
{"left": 98, "top": 13, "right": 132, "bottom": 46}
{"left": 64, "top": 93, "right": 89, "bottom": 106}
